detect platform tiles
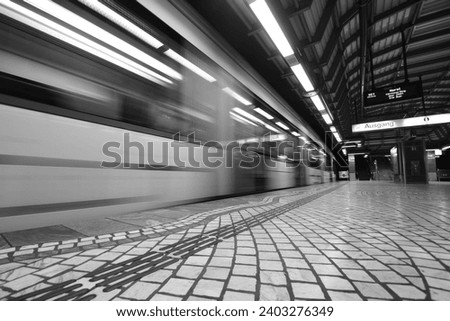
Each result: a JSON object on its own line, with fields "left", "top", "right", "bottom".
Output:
{"left": 1, "top": 181, "right": 450, "bottom": 301}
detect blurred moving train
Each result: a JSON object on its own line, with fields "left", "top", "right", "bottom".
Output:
{"left": 0, "top": 0, "right": 333, "bottom": 233}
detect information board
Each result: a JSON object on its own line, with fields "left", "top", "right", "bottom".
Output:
{"left": 364, "top": 81, "right": 423, "bottom": 106}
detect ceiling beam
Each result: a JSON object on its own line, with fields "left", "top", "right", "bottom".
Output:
{"left": 345, "top": 41, "right": 450, "bottom": 83}
{"left": 285, "top": 0, "right": 313, "bottom": 18}
{"left": 310, "top": 0, "right": 338, "bottom": 44}
{"left": 359, "top": 0, "right": 369, "bottom": 115}
{"left": 371, "top": 0, "right": 422, "bottom": 24}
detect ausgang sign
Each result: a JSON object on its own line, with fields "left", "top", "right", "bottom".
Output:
{"left": 352, "top": 113, "right": 450, "bottom": 133}
{"left": 364, "top": 81, "right": 423, "bottom": 106}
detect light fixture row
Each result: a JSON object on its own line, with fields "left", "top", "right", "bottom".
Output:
{"left": 248, "top": 0, "right": 339, "bottom": 141}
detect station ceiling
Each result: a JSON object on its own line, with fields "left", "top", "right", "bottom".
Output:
{"left": 183, "top": 0, "right": 450, "bottom": 154}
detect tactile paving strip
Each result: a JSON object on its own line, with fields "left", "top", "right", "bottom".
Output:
{"left": 11, "top": 184, "right": 344, "bottom": 300}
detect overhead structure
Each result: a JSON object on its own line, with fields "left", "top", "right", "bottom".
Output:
{"left": 186, "top": 0, "right": 450, "bottom": 154}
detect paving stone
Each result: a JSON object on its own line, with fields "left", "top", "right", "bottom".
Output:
{"left": 292, "top": 282, "right": 325, "bottom": 300}
{"left": 430, "top": 288, "right": 450, "bottom": 300}
{"left": 305, "top": 255, "right": 331, "bottom": 264}
{"left": 260, "top": 270, "right": 287, "bottom": 285}
{"left": 345, "top": 251, "right": 373, "bottom": 260}
{"left": 74, "top": 260, "right": 106, "bottom": 272}
{"left": 184, "top": 256, "right": 210, "bottom": 266}
{"left": 193, "top": 279, "right": 224, "bottom": 298}
{"left": 412, "top": 258, "right": 445, "bottom": 269}
{"left": 258, "top": 251, "right": 280, "bottom": 260}
{"left": 223, "top": 291, "right": 255, "bottom": 301}
{"left": 312, "top": 264, "right": 342, "bottom": 276}
{"left": 425, "top": 277, "right": 450, "bottom": 290}
{"left": 0, "top": 262, "right": 23, "bottom": 274}
{"left": 328, "top": 291, "right": 363, "bottom": 301}
{"left": 34, "top": 264, "right": 72, "bottom": 277}
{"left": 358, "top": 260, "right": 390, "bottom": 270}
{"left": 389, "top": 264, "right": 420, "bottom": 276}
{"left": 287, "top": 269, "right": 317, "bottom": 283}
{"left": 419, "top": 267, "right": 450, "bottom": 279}
{"left": 322, "top": 251, "right": 348, "bottom": 259}
{"left": 159, "top": 278, "right": 194, "bottom": 296}
{"left": 371, "top": 270, "right": 409, "bottom": 284}
{"left": 342, "top": 269, "right": 374, "bottom": 282}
{"left": 260, "top": 284, "right": 291, "bottom": 300}
{"left": 61, "top": 256, "right": 91, "bottom": 266}
{"left": 284, "top": 258, "right": 309, "bottom": 269}
{"left": 237, "top": 247, "right": 256, "bottom": 255}
{"left": 299, "top": 247, "right": 322, "bottom": 255}
{"left": 228, "top": 276, "right": 256, "bottom": 292}
{"left": 203, "top": 267, "right": 230, "bottom": 280}
{"left": 233, "top": 264, "right": 257, "bottom": 276}
{"left": 151, "top": 293, "right": 183, "bottom": 300}
{"left": 81, "top": 249, "right": 108, "bottom": 256}
{"left": 235, "top": 255, "right": 257, "bottom": 265}
{"left": 353, "top": 282, "right": 393, "bottom": 299}
{"left": 121, "top": 282, "right": 160, "bottom": 300}
{"left": 176, "top": 265, "right": 204, "bottom": 279}
{"left": 141, "top": 269, "right": 173, "bottom": 283}
{"left": 387, "top": 284, "right": 426, "bottom": 299}
{"left": 374, "top": 256, "right": 405, "bottom": 265}
{"left": 126, "top": 248, "right": 150, "bottom": 256}
{"left": 94, "top": 252, "right": 123, "bottom": 261}
{"left": 209, "top": 257, "right": 233, "bottom": 267}
{"left": 320, "top": 276, "right": 354, "bottom": 291}
{"left": 259, "top": 260, "right": 283, "bottom": 271}
{"left": 213, "top": 249, "right": 234, "bottom": 257}
{"left": 8, "top": 281, "right": 51, "bottom": 299}
{"left": 0, "top": 267, "right": 36, "bottom": 281}
{"left": 332, "top": 259, "right": 361, "bottom": 269}
{"left": 279, "top": 250, "right": 302, "bottom": 258}
{"left": 2, "top": 274, "right": 44, "bottom": 292}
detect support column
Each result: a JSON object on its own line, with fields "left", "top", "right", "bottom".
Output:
{"left": 400, "top": 139, "right": 428, "bottom": 184}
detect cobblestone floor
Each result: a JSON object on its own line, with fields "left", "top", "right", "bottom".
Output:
{"left": 1, "top": 181, "right": 449, "bottom": 301}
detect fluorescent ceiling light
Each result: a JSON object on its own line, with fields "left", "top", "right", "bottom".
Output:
{"left": 254, "top": 107, "right": 273, "bottom": 120}
{"left": 1, "top": 0, "right": 172, "bottom": 85}
{"left": 333, "top": 131, "right": 342, "bottom": 142}
{"left": 291, "top": 64, "right": 314, "bottom": 92}
{"left": 78, "top": 0, "right": 164, "bottom": 49}
{"left": 26, "top": 0, "right": 182, "bottom": 81}
{"left": 321, "top": 113, "right": 333, "bottom": 125}
{"left": 275, "top": 121, "right": 289, "bottom": 130}
{"left": 223, "top": 88, "right": 252, "bottom": 106}
{"left": 342, "top": 148, "right": 347, "bottom": 155}
{"left": 442, "top": 145, "right": 450, "bottom": 151}
{"left": 165, "top": 49, "right": 216, "bottom": 82}
{"left": 364, "top": 154, "right": 368, "bottom": 158}
{"left": 330, "top": 126, "right": 337, "bottom": 133}
{"left": 291, "top": 131, "right": 300, "bottom": 136}
{"left": 249, "top": 0, "right": 294, "bottom": 57}
{"left": 229, "top": 111, "right": 257, "bottom": 126}
{"left": 232, "top": 107, "right": 264, "bottom": 124}
{"left": 311, "top": 95, "right": 325, "bottom": 111}
{"left": 265, "top": 124, "right": 281, "bottom": 133}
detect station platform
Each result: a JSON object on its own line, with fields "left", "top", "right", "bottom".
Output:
{"left": 1, "top": 181, "right": 449, "bottom": 301}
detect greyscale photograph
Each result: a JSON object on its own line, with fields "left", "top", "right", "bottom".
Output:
{"left": 1, "top": 0, "right": 450, "bottom": 303}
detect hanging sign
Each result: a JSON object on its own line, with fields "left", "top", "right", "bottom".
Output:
{"left": 364, "top": 81, "right": 423, "bottom": 106}
{"left": 352, "top": 113, "right": 450, "bottom": 133}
